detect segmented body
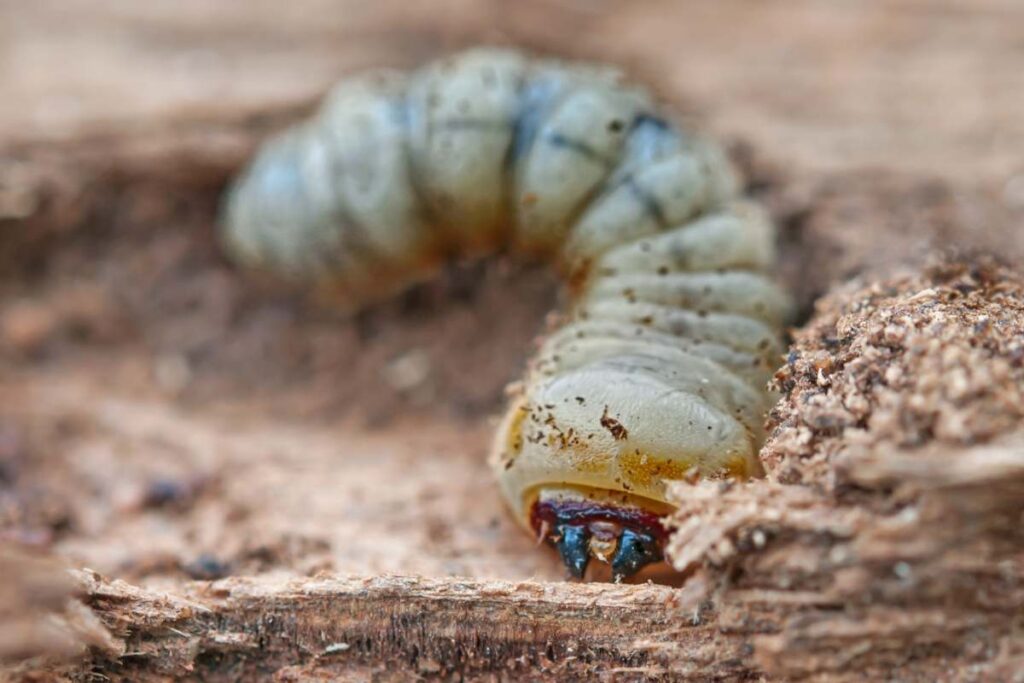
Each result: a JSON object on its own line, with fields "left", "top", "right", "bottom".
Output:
{"left": 222, "top": 48, "right": 790, "bottom": 580}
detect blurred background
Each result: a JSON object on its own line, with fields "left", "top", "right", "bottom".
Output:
{"left": 4, "top": 0, "right": 1023, "bottom": 178}
{"left": 1, "top": 0, "right": 1022, "bottom": 593}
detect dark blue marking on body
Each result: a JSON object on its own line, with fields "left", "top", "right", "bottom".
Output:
{"left": 624, "top": 175, "right": 668, "bottom": 229}
{"left": 542, "top": 131, "right": 616, "bottom": 168}
{"left": 258, "top": 147, "right": 306, "bottom": 201}
{"left": 507, "top": 75, "right": 565, "bottom": 166}
{"left": 391, "top": 89, "right": 448, "bottom": 240}
{"left": 622, "top": 112, "right": 683, "bottom": 165}
{"left": 259, "top": 133, "right": 381, "bottom": 274}
{"left": 630, "top": 112, "right": 671, "bottom": 133}
{"left": 389, "top": 97, "right": 412, "bottom": 128}
{"left": 436, "top": 118, "right": 513, "bottom": 133}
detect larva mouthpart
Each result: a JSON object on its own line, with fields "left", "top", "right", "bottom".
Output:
{"left": 221, "top": 47, "right": 791, "bottom": 582}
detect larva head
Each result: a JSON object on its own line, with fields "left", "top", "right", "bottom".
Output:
{"left": 529, "top": 485, "right": 673, "bottom": 581}
{"left": 492, "top": 361, "right": 764, "bottom": 581}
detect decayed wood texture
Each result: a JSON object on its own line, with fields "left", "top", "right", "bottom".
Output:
{"left": 2, "top": 1, "right": 1024, "bottom": 681}
{"left": 668, "top": 259, "right": 1024, "bottom": 680}
{"left": 47, "top": 264, "right": 1018, "bottom": 682}
{"left": 73, "top": 573, "right": 706, "bottom": 680}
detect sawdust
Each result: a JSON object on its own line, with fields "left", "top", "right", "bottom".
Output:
{"left": 664, "top": 256, "right": 1024, "bottom": 680}
{"left": 765, "top": 255, "right": 1024, "bottom": 488}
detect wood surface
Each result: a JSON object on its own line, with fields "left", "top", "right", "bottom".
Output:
{"left": 2, "top": 1, "right": 1023, "bottom": 679}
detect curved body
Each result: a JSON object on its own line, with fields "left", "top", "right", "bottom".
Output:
{"left": 222, "top": 48, "right": 790, "bottom": 580}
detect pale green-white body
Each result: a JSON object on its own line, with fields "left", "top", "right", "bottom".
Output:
{"left": 221, "top": 48, "right": 791, "bottom": 572}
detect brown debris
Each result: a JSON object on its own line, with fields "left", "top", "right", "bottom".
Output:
{"left": 664, "top": 257, "right": 1024, "bottom": 680}
{"left": 765, "top": 256, "right": 1024, "bottom": 487}
{"left": 0, "top": 545, "right": 121, "bottom": 672}
{"left": 600, "top": 405, "right": 629, "bottom": 441}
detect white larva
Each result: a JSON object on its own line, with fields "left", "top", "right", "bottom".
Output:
{"left": 221, "top": 47, "right": 791, "bottom": 581}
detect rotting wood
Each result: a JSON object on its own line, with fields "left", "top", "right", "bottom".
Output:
{"left": 666, "top": 259, "right": 1024, "bottom": 680}
{"left": 3, "top": 2, "right": 1024, "bottom": 681}
{"left": 8, "top": 262, "right": 1024, "bottom": 681}
{"left": 69, "top": 573, "right": 720, "bottom": 680}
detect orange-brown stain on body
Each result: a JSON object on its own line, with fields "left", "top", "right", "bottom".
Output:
{"left": 500, "top": 400, "right": 529, "bottom": 469}
{"left": 619, "top": 451, "right": 692, "bottom": 489}
{"left": 568, "top": 449, "right": 614, "bottom": 475}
